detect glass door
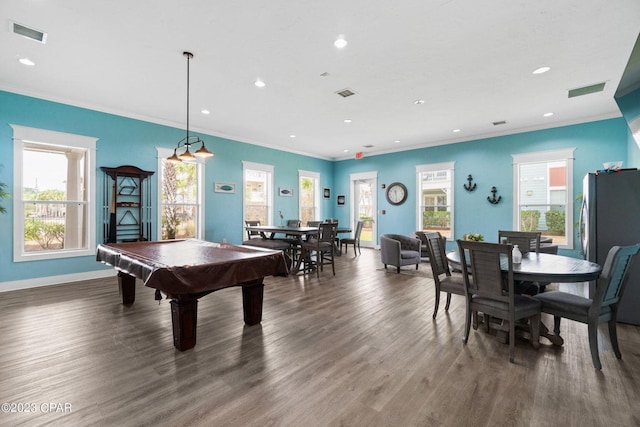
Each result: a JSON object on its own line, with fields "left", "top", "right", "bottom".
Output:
{"left": 350, "top": 172, "right": 377, "bottom": 248}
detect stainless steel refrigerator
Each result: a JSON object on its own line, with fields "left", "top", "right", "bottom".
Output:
{"left": 580, "top": 169, "right": 640, "bottom": 325}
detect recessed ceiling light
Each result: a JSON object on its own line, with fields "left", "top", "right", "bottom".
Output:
{"left": 344, "top": 119, "right": 352, "bottom": 123}
{"left": 254, "top": 79, "right": 266, "bottom": 88}
{"left": 334, "top": 37, "right": 347, "bottom": 49}
{"left": 343, "top": 149, "right": 349, "bottom": 153}
{"left": 414, "top": 99, "right": 425, "bottom": 105}
{"left": 453, "top": 129, "right": 461, "bottom": 133}
{"left": 289, "top": 134, "right": 296, "bottom": 138}
{"left": 394, "top": 140, "right": 400, "bottom": 144}
{"left": 543, "top": 112, "right": 554, "bottom": 117}
{"left": 18, "top": 57, "right": 35, "bottom": 66}
{"left": 533, "top": 66, "right": 551, "bottom": 74}
{"left": 201, "top": 109, "right": 210, "bottom": 115}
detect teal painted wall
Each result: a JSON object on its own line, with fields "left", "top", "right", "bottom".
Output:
{"left": 334, "top": 118, "right": 630, "bottom": 257}
{"left": 0, "top": 90, "right": 632, "bottom": 285}
{"left": 0, "top": 91, "right": 334, "bottom": 284}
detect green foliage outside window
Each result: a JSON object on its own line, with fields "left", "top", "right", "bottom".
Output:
{"left": 545, "top": 210, "right": 566, "bottom": 235}
{"left": 422, "top": 211, "right": 450, "bottom": 228}
{"left": 520, "top": 210, "right": 540, "bottom": 231}
{"left": 24, "top": 219, "right": 64, "bottom": 249}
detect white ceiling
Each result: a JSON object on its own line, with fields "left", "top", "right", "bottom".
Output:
{"left": 1, "top": 1, "right": 639, "bottom": 160}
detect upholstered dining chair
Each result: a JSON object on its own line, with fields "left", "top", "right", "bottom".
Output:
{"left": 425, "top": 232, "right": 465, "bottom": 319}
{"left": 457, "top": 239, "right": 542, "bottom": 363}
{"left": 340, "top": 220, "right": 364, "bottom": 256}
{"left": 534, "top": 244, "right": 640, "bottom": 370}
{"left": 306, "top": 220, "right": 322, "bottom": 227}
{"left": 301, "top": 222, "right": 338, "bottom": 278}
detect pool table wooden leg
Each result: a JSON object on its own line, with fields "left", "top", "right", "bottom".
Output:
{"left": 170, "top": 297, "right": 198, "bottom": 351}
{"left": 242, "top": 279, "right": 265, "bottom": 326}
{"left": 117, "top": 272, "right": 136, "bottom": 305}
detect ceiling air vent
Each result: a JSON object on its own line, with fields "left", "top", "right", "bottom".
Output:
{"left": 12, "top": 22, "right": 47, "bottom": 43}
{"left": 363, "top": 144, "right": 374, "bottom": 148}
{"left": 568, "top": 82, "right": 606, "bottom": 98}
{"left": 336, "top": 88, "right": 356, "bottom": 98}
{"left": 492, "top": 120, "right": 507, "bottom": 126}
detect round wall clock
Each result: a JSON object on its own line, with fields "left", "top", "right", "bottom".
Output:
{"left": 385, "top": 182, "right": 408, "bottom": 205}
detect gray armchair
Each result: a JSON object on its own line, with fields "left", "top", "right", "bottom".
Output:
{"left": 380, "top": 234, "right": 421, "bottom": 273}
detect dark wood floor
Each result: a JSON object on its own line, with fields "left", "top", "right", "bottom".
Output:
{"left": 1, "top": 248, "right": 639, "bottom": 426}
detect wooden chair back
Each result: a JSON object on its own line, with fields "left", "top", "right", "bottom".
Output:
{"left": 458, "top": 240, "right": 513, "bottom": 303}
{"left": 425, "top": 232, "right": 450, "bottom": 277}
{"left": 596, "top": 244, "right": 640, "bottom": 310}
{"left": 498, "top": 230, "right": 541, "bottom": 254}
{"left": 245, "top": 220, "right": 262, "bottom": 240}
{"left": 353, "top": 220, "right": 364, "bottom": 239}
{"left": 286, "top": 219, "right": 301, "bottom": 228}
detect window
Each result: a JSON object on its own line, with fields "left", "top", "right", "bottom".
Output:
{"left": 243, "top": 161, "right": 274, "bottom": 226}
{"left": 157, "top": 148, "right": 204, "bottom": 240}
{"left": 416, "top": 162, "right": 454, "bottom": 239}
{"left": 12, "top": 125, "right": 97, "bottom": 261}
{"left": 299, "top": 170, "right": 320, "bottom": 224}
{"left": 513, "top": 148, "right": 574, "bottom": 249}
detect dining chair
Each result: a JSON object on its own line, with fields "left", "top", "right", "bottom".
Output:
{"left": 242, "top": 220, "right": 291, "bottom": 251}
{"left": 283, "top": 219, "right": 302, "bottom": 261}
{"left": 306, "top": 220, "right": 322, "bottom": 227}
{"left": 340, "top": 220, "right": 364, "bottom": 256}
{"left": 457, "top": 239, "right": 542, "bottom": 363}
{"left": 414, "top": 231, "right": 430, "bottom": 262}
{"left": 425, "top": 232, "right": 465, "bottom": 319}
{"left": 534, "top": 243, "right": 640, "bottom": 370}
{"left": 301, "top": 222, "right": 338, "bottom": 277}
{"left": 498, "top": 230, "right": 541, "bottom": 253}
{"left": 244, "top": 220, "right": 263, "bottom": 241}
{"left": 499, "top": 230, "right": 543, "bottom": 295}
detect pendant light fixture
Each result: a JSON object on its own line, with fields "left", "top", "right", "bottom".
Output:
{"left": 167, "top": 51, "right": 214, "bottom": 163}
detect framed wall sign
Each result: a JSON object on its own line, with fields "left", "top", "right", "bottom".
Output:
{"left": 279, "top": 187, "right": 293, "bottom": 197}
{"left": 323, "top": 188, "right": 331, "bottom": 199}
{"left": 214, "top": 182, "right": 235, "bottom": 193}
{"left": 337, "top": 195, "right": 346, "bottom": 205}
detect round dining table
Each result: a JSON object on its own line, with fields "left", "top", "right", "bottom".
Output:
{"left": 446, "top": 251, "right": 602, "bottom": 283}
{"left": 446, "top": 250, "right": 602, "bottom": 345}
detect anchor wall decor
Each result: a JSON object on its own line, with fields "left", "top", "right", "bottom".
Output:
{"left": 463, "top": 174, "right": 477, "bottom": 192}
{"left": 487, "top": 186, "right": 502, "bottom": 204}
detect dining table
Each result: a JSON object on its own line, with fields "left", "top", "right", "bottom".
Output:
{"left": 244, "top": 224, "right": 352, "bottom": 273}
{"left": 446, "top": 250, "right": 602, "bottom": 345}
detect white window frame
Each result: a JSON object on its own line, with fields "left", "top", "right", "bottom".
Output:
{"left": 242, "top": 161, "right": 274, "bottom": 228}
{"left": 12, "top": 125, "right": 97, "bottom": 262}
{"left": 416, "top": 161, "right": 455, "bottom": 240}
{"left": 298, "top": 169, "right": 320, "bottom": 221}
{"left": 512, "top": 148, "right": 575, "bottom": 250}
{"left": 156, "top": 147, "right": 205, "bottom": 240}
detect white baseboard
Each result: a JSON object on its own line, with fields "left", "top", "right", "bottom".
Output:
{"left": 0, "top": 269, "right": 117, "bottom": 293}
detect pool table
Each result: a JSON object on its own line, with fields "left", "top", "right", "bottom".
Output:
{"left": 96, "top": 239, "right": 289, "bottom": 351}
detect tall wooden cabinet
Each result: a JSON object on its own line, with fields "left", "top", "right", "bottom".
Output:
{"left": 101, "top": 165, "right": 154, "bottom": 243}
